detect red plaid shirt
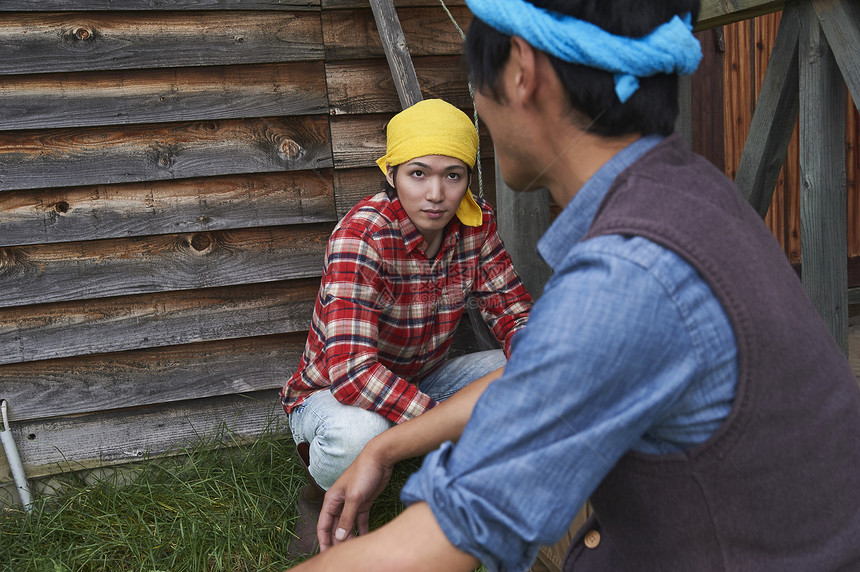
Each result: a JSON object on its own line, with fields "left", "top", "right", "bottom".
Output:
{"left": 281, "top": 191, "right": 533, "bottom": 424}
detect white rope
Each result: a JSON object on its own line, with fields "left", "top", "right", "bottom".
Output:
{"left": 439, "top": 1, "right": 484, "bottom": 198}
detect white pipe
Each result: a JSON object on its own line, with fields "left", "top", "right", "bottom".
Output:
{"left": 1, "top": 400, "right": 33, "bottom": 513}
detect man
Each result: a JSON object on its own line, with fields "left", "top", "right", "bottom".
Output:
{"left": 281, "top": 99, "right": 531, "bottom": 553}
{"left": 290, "top": 1, "right": 860, "bottom": 570}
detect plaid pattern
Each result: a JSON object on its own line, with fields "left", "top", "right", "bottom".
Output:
{"left": 281, "top": 191, "right": 533, "bottom": 424}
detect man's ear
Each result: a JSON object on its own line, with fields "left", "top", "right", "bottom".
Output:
{"left": 509, "top": 35, "right": 539, "bottom": 104}
{"left": 385, "top": 164, "right": 396, "bottom": 188}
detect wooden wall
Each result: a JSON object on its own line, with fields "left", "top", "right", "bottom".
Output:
{"left": 0, "top": 0, "right": 482, "bottom": 484}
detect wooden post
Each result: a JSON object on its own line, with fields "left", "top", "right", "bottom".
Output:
{"left": 798, "top": 1, "right": 848, "bottom": 354}
{"left": 812, "top": 0, "right": 860, "bottom": 112}
{"left": 675, "top": 74, "right": 693, "bottom": 148}
{"left": 734, "top": 0, "right": 800, "bottom": 218}
{"left": 495, "top": 167, "right": 552, "bottom": 299}
{"left": 369, "top": 0, "right": 499, "bottom": 350}
{"left": 368, "top": 0, "right": 422, "bottom": 109}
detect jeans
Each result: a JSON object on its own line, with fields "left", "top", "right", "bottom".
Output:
{"left": 288, "top": 349, "right": 506, "bottom": 489}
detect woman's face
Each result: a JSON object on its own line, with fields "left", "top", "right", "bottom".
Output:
{"left": 386, "top": 154, "right": 470, "bottom": 247}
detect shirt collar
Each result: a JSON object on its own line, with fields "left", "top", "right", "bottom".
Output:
{"left": 537, "top": 135, "right": 663, "bottom": 270}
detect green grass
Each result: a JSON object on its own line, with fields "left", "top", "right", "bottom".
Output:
{"left": 0, "top": 427, "right": 421, "bottom": 572}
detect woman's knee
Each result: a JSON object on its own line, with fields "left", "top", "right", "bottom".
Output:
{"left": 308, "top": 411, "right": 392, "bottom": 489}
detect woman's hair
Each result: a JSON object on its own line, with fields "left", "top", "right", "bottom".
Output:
{"left": 463, "top": 0, "right": 700, "bottom": 136}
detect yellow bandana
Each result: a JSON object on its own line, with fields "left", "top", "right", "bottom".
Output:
{"left": 376, "top": 99, "right": 483, "bottom": 227}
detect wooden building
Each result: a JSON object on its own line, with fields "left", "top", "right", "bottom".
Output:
{"left": 1, "top": 0, "right": 858, "bottom": 492}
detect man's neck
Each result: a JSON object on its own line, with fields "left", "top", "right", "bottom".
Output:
{"left": 542, "top": 130, "right": 642, "bottom": 210}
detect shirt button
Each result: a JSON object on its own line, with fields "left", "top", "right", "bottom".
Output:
{"left": 584, "top": 530, "right": 601, "bottom": 549}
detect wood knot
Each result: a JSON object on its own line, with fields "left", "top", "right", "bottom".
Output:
{"left": 188, "top": 233, "right": 213, "bottom": 253}
{"left": 279, "top": 139, "right": 303, "bottom": 160}
{"left": 74, "top": 27, "right": 92, "bottom": 40}
{"left": 0, "top": 248, "right": 15, "bottom": 273}
{"left": 157, "top": 153, "right": 173, "bottom": 168}
{"left": 55, "top": 200, "right": 70, "bottom": 214}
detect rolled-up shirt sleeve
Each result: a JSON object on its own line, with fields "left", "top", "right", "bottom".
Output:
{"left": 401, "top": 240, "right": 707, "bottom": 571}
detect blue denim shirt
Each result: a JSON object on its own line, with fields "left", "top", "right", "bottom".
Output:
{"left": 401, "top": 136, "right": 739, "bottom": 571}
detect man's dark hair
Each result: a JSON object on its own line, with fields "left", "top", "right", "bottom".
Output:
{"left": 464, "top": 0, "right": 700, "bottom": 136}
{"left": 383, "top": 165, "right": 399, "bottom": 196}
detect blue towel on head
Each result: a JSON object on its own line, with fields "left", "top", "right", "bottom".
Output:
{"left": 465, "top": 0, "right": 702, "bottom": 102}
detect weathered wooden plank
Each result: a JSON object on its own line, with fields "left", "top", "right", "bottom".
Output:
{"left": 333, "top": 158, "right": 497, "bottom": 217}
{"left": 722, "top": 17, "right": 756, "bottom": 183}
{"left": 0, "top": 279, "right": 318, "bottom": 365}
{"left": 322, "top": 6, "right": 470, "bottom": 60}
{"left": 697, "top": 0, "right": 787, "bottom": 31}
{"left": 370, "top": 0, "right": 423, "bottom": 109}
{"left": 330, "top": 112, "right": 492, "bottom": 170}
{"left": 0, "top": 390, "right": 288, "bottom": 484}
{"left": 813, "top": 0, "right": 860, "bottom": 112}
{"left": 323, "top": 0, "right": 465, "bottom": 8}
{"left": 735, "top": 1, "right": 800, "bottom": 217}
{"left": 3, "top": 0, "right": 319, "bottom": 9}
{"left": 798, "top": 1, "right": 848, "bottom": 354}
{"left": 0, "top": 62, "right": 328, "bottom": 130}
{"left": 0, "top": 333, "right": 305, "bottom": 422}
{"left": 848, "top": 103, "right": 860, "bottom": 259}
{"left": 0, "top": 116, "right": 333, "bottom": 191}
{"left": 326, "top": 56, "right": 471, "bottom": 115}
{"left": 0, "top": 171, "right": 337, "bottom": 247}
{"left": 0, "top": 12, "right": 323, "bottom": 76}
{"left": 676, "top": 75, "right": 694, "bottom": 148}
{"left": 0, "top": 224, "right": 331, "bottom": 308}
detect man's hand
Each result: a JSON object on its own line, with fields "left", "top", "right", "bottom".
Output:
{"left": 317, "top": 441, "right": 393, "bottom": 551}
{"left": 290, "top": 503, "right": 479, "bottom": 572}
{"left": 315, "top": 366, "right": 505, "bottom": 551}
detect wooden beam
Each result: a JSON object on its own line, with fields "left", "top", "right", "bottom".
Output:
{"left": 675, "top": 74, "right": 694, "bottom": 148}
{"left": 0, "top": 390, "right": 286, "bottom": 484}
{"left": 1, "top": 0, "right": 318, "bottom": 9}
{"left": 495, "top": 171, "right": 552, "bottom": 299}
{"left": 813, "top": 0, "right": 860, "bottom": 112}
{"left": 0, "top": 116, "right": 333, "bottom": 191}
{"left": 0, "top": 224, "right": 331, "bottom": 308}
{"left": 0, "top": 62, "right": 328, "bottom": 131}
{"left": 0, "top": 334, "right": 306, "bottom": 422}
{"left": 0, "top": 172, "right": 337, "bottom": 247}
{"left": 369, "top": 0, "right": 423, "bottom": 108}
{"left": 0, "top": 280, "right": 318, "bottom": 365}
{"left": 697, "top": 0, "right": 787, "bottom": 31}
{"left": 798, "top": 1, "right": 848, "bottom": 354}
{"left": 735, "top": 0, "right": 800, "bottom": 217}
{"left": 0, "top": 12, "right": 323, "bottom": 76}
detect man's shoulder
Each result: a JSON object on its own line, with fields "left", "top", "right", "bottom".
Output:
{"left": 336, "top": 192, "right": 399, "bottom": 238}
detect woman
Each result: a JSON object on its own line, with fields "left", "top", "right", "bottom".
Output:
{"left": 280, "top": 98, "right": 532, "bottom": 552}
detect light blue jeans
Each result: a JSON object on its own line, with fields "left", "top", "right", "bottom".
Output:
{"left": 289, "top": 349, "right": 506, "bottom": 490}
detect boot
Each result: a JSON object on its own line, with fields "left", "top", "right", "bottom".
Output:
{"left": 288, "top": 441, "right": 325, "bottom": 557}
